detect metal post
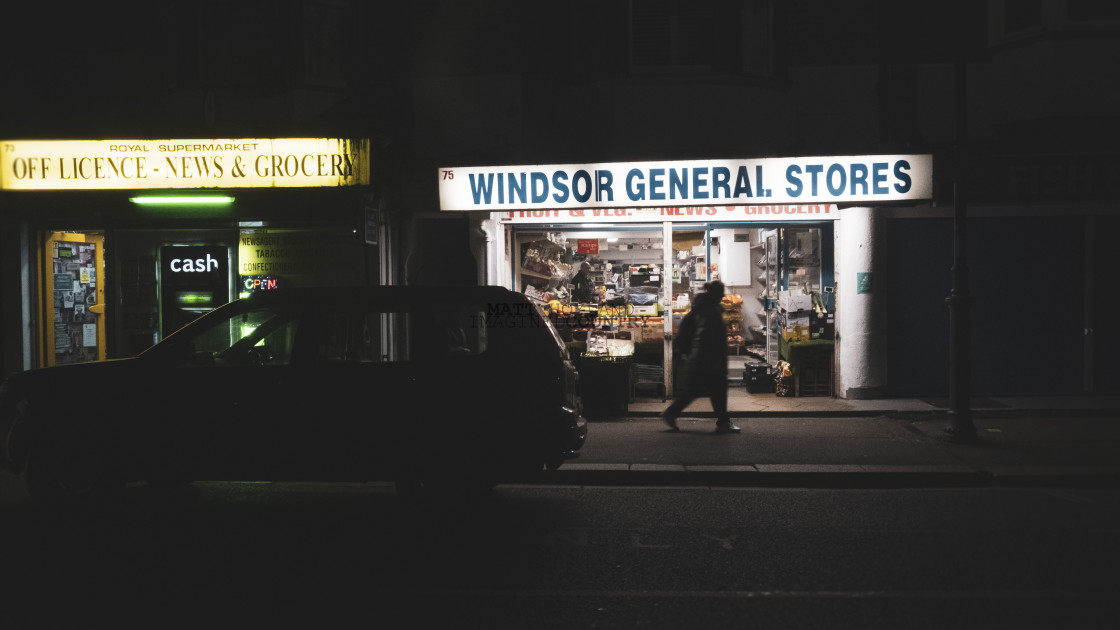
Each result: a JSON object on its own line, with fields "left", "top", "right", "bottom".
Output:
{"left": 945, "top": 59, "right": 977, "bottom": 442}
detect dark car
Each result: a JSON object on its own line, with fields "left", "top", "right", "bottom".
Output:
{"left": 0, "top": 285, "right": 586, "bottom": 502}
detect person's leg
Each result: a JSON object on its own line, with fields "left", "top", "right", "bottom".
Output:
{"left": 710, "top": 375, "right": 740, "bottom": 433}
{"left": 662, "top": 376, "right": 701, "bottom": 429}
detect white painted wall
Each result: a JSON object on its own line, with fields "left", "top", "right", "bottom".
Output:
{"left": 835, "top": 206, "right": 886, "bottom": 399}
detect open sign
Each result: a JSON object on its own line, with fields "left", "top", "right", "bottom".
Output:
{"left": 242, "top": 276, "right": 279, "bottom": 292}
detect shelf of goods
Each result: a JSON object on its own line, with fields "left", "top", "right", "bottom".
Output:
{"left": 721, "top": 294, "right": 746, "bottom": 354}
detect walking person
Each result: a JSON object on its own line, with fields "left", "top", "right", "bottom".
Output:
{"left": 662, "top": 280, "right": 741, "bottom": 434}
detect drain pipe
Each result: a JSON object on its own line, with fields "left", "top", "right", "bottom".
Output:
{"left": 474, "top": 216, "right": 499, "bottom": 286}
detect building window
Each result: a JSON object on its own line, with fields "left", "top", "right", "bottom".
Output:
{"left": 991, "top": 0, "right": 1120, "bottom": 46}
{"left": 1003, "top": 0, "right": 1043, "bottom": 34}
{"left": 1066, "top": 0, "right": 1120, "bottom": 21}
{"left": 629, "top": 0, "right": 774, "bottom": 77}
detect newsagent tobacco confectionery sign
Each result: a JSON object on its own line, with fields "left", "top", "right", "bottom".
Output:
{"left": 0, "top": 138, "right": 370, "bottom": 190}
{"left": 438, "top": 155, "right": 933, "bottom": 211}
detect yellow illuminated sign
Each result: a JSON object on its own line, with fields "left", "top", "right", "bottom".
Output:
{"left": 0, "top": 138, "right": 369, "bottom": 190}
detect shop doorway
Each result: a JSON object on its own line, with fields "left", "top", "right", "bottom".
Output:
{"left": 42, "top": 231, "right": 106, "bottom": 367}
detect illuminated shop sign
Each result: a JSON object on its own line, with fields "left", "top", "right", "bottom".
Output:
{"left": 498, "top": 204, "right": 839, "bottom": 223}
{"left": 161, "top": 245, "right": 228, "bottom": 278}
{"left": 0, "top": 138, "right": 370, "bottom": 190}
{"left": 238, "top": 228, "right": 361, "bottom": 286}
{"left": 438, "top": 155, "right": 932, "bottom": 211}
{"left": 242, "top": 276, "right": 279, "bottom": 292}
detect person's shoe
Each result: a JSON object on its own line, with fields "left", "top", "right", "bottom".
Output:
{"left": 715, "top": 422, "right": 741, "bottom": 434}
{"left": 662, "top": 412, "right": 679, "bottom": 432}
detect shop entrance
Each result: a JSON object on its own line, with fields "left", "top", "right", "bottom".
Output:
{"left": 41, "top": 231, "right": 106, "bottom": 367}
{"left": 509, "top": 219, "right": 835, "bottom": 407}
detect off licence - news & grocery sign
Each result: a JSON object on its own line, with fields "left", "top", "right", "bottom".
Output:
{"left": 0, "top": 138, "right": 370, "bottom": 190}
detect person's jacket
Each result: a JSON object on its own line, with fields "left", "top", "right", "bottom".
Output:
{"left": 571, "top": 271, "right": 593, "bottom": 303}
{"left": 675, "top": 292, "right": 727, "bottom": 376}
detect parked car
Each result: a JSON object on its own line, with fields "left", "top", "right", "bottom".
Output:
{"left": 0, "top": 285, "right": 586, "bottom": 502}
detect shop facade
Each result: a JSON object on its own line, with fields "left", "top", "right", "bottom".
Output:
{"left": 438, "top": 155, "right": 935, "bottom": 407}
{"left": 0, "top": 138, "right": 382, "bottom": 376}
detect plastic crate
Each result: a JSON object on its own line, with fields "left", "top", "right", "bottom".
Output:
{"left": 744, "top": 362, "right": 776, "bottom": 393}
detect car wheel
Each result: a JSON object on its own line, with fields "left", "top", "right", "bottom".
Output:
{"left": 24, "top": 435, "right": 116, "bottom": 506}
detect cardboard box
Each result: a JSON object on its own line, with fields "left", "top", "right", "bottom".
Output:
{"left": 782, "top": 325, "right": 811, "bottom": 342}
{"left": 778, "top": 291, "right": 812, "bottom": 312}
{"left": 809, "top": 312, "right": 835, "bottom": 340}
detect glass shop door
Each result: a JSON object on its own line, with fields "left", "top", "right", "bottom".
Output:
{"left": 42, "top": 231, "right": 107, "bottom": 367}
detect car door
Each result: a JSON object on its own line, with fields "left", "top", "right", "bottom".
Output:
{"left": 281, "top": 296, "right": 421, "bottom": 480}
{"left": 141, "top": 301, "right": 305, "bottom": 481}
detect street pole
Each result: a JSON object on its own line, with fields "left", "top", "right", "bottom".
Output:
{"left": 945, "top": 58, "right": 977, "bottom": 442}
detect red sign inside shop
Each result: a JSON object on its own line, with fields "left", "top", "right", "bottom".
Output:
{"left": 577, "top": 239, "right": 599, "bottom": 255}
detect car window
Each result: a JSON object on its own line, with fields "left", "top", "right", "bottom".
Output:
{"left": 182, "top": 306, "right": 300, "bottom": 367}
{"left": 317, "top": 309, "right": 411, "bottom": 363}
{"left": 432, "top": 303, "right": 487, "bottom": 357}
{"left": 315, "top": 303, "right": 487, "bottom": 364}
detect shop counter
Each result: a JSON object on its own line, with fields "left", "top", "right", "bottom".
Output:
{"left": 578, "top": 354, "right": 632, "bottom": 417}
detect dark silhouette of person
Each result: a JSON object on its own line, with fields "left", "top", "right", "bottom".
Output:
{"left": 571, "top": 262, "right": 594, "bottom": 303}
{"left": 662, "top": 280, "right": 741, "bottom": 433}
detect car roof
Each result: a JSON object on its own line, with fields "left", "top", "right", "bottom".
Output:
{"left": 242, "top": 285, "right": 527, "bottom": 308}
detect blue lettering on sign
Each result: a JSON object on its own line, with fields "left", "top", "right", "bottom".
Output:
{"left": 626, "top": 169, "right": 644, "bottom": 201}
{"left": 785, "top": 165, "right": 804, "bottom": 197}
{"left": 531, "top": 172, "right": 548, "bottom": 203}
{"left": 465, "top": 158, "right": 918, "bottom": 205}
{"left": 872, "top": 162, "right": 888, "bottom": 195}
{"left": 893, "top": 160, "right": 912, "bottom": 193}
{"left": 713, "top": 167, "right": 731, "bottom": 198}
{"left": 649, "top": 168, "right": 665, "bottom": 201}
{"left": 826, "top": 163, "right": 846, "bottom": 196}
{"left": 733, "top": 166, "right": 753, "bottom": 198}
{"left": 692, "top": 167, "right": 710, "bottom": 200}
{"left": 851, "top": 163, "right": 869, "bottom": 195}
{"left": 508, "top": 172, "right": 527, "bottom": 204}
{"left": 469, "top": 173, "right": 496, "bottom": 204}
{"left": 573, "top": 170, "right": 593, "bottom": 203}
{"left": 804, "top": 164, "right": 824, "bottom": 196}
{"left": 552, "top": 171, "right": 570, "bottom": 203}
{"left": 595, "top": 170, "right": 614, "bottom": 202}
{"left": 669, "top": 169, "right": 687, "bottom": 199}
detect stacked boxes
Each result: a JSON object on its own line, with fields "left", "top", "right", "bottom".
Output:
{"left": 777, "top": 290, "right": 812, "bottom": 342}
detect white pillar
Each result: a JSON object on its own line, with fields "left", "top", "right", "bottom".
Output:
{"left": 835, "top": 206, "right": 887, "bottom": 399}
{"left": 663, "top": 221, "right": 674, "bottom": 397}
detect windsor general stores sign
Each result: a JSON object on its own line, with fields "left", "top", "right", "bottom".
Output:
{"left": 0, "top": 138, "right": 370, "bottom": 190}
{"left": 438, "top": 155, "right": 933, "bottom": 211}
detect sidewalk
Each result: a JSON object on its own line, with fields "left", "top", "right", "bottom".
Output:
{"left": 551, "top": 392, "right": 1120, "bottom": 488}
